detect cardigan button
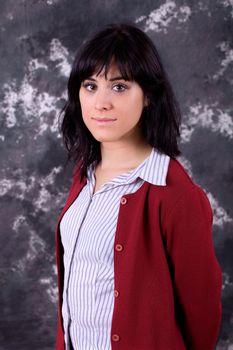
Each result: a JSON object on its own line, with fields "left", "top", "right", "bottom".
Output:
{"left": 112, "top": 334, "right": 120, "bottom": 342}
{"left": 115, "top": 244, "right": 123, "bottom": 252}
{"left": 114, "top": 289, "right": 119, "bottom": 297}
{"left": 120, "top": 197, "right": 127, "bottom": 205}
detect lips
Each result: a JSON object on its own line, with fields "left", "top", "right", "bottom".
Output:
{"left": 93, "top": 117, "right": 116, "bottom": 121}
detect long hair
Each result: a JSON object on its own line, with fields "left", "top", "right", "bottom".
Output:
{"left": 61, "top": 22, "right": 181, "bottom": 181}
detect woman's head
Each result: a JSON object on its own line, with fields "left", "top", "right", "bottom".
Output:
{"left": 61, "top": 22, "right": 181, "bottom": 179}
{"left": 79, "top": 61, "right": 150, "bottom": 149}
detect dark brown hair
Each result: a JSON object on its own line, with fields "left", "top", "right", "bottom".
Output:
{"left": 61, "top": 22, "right": 181, "bottom": 181}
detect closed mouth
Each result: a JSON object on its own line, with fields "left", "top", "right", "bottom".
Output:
{"left": 93, "top": 118, "right": 116, "bottom": 121}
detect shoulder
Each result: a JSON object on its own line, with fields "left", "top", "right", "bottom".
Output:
{"left": 166, "top": 157, "right": 197, "bottom": 192}
{"left": 153, "top": 157, "right": 212, "bottom": 220}
{"left": 165, "top": 157, "right": 209, "bottom": 202}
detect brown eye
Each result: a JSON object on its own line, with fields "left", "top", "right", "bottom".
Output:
{"left": 83, "top": 82, "right": 96, "bottom": 91}
{"left": 112, "top": 83, "right": 128, "bottom": 92}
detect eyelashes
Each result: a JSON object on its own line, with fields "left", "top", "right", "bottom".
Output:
{"left": 113, "top": 83, "right": 128, "bottom": 92}
{"left": 82, "top": 82, "right": 95, "bottom": 91}
{"left": 82, "top": 82, "right": 128, "bottom": 92}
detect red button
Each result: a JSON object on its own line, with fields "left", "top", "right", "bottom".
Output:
{"left": 114, "top": 289, "right": 119, "bottom": 297}
{"left": 115, "top": 244, "right": 123, "bottom": 252}
{"left": 112, "top": 334, "right": 120, "bottom": 342}
{"left": 120, "top": 197, "right": 127, "bottom": 205}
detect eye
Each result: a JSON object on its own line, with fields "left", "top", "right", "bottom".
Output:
{"left": 82, "top": 82, "right": 96, "bottom": 91}
{"left": 112, "top": 83, "right": 128, "bottom": 92}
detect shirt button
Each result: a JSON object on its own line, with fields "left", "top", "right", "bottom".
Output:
{"left": 115, "top": 244, "right": 123, "bottom": 252}
{"left": 120, "top": 197, "right": 127, "bottom": 205}
{"left": 112, "top": 334, "right": 120, "bottom": 342}
{"left": 114, "top": 289, "right": 120, "bottom": 298}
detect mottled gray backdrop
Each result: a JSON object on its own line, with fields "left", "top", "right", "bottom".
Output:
{"left": 0, "top": 0, "right": 232, "bottom": 349}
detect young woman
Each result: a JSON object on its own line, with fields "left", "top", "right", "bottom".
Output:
{"left": 55, "top": 23, "right": 222, "bottom": 350}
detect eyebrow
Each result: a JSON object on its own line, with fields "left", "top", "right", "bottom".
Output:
{"left": 85, "top": 76, "right": 129, "bottom": 82}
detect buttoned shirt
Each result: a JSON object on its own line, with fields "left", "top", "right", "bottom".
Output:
{"left": 56, "top": 152, "right": 222, "bottom": 350}
{"left": 60, "top": 147, "right": 170, "bottom": 350}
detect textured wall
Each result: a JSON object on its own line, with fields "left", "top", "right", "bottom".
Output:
{"left": 0, "top": 0, "right": 232, "bottom": 349}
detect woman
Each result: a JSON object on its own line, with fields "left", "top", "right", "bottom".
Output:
{"left": 55, "top": 23, "right": 222, "bottom": 350}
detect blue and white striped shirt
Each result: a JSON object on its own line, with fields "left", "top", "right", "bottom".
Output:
{"left": 60, "top": 147, "right": 170, "bottom": 350}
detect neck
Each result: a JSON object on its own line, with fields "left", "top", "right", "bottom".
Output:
{"left": 98, "top": 139, "right": 153, "bottom": 171}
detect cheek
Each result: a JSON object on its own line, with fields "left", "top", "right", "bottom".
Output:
{"left": 122, "top": 94, "right": 144, "bottom": 120}
{"left": 125, "top": 89, "right": 144, "bottom": 108}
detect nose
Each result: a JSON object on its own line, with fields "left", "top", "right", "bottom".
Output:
{"left": 94, "top": 88, "right": 113, "bottom": 111}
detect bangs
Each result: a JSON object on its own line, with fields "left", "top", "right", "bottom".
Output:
{"left": 77, "top": 35, "right": 140, "bottom": 82}
{"left": 63, "top": 23, "right": 181, "bottom": 168}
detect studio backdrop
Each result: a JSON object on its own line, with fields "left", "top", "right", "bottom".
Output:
{"left": 0, "top": 0, "right": 232, "bottom": 349}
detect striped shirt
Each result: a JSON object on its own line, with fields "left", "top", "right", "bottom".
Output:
{"left": 60, "top": 147, "right": 170, "bottom": 350}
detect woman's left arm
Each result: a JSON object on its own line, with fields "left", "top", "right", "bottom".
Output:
{"left": 164, "top": 186, "right": 222, "bottom": 350}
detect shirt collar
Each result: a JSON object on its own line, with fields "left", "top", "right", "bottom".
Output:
{"left": 87, "top": 147, "right": 170, "bottom": 187}
{"left": 124, "top": 147, "right": 170, "bottom": 186}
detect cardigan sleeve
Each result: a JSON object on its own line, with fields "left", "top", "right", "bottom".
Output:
{"left": 163, "top": 186, "right": 222, "bottom": 350}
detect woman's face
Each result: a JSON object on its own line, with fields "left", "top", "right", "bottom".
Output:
{"left": 79, "top": 63, "right": 148, "bottom": 145}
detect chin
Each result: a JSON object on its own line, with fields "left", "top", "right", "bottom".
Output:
{"left": 93, "top": 136, "right": 115, "bottom": 143}
{"left": 91, "top": 131, "right": 118, "bottom": 143}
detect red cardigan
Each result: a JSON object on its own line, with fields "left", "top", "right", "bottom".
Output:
{"left": 55, "top": 158, "right": 222, "bottom": 350}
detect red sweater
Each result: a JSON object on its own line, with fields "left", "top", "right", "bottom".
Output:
{"left": 55, "top": 158, "right": 222, "bottom": 350}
